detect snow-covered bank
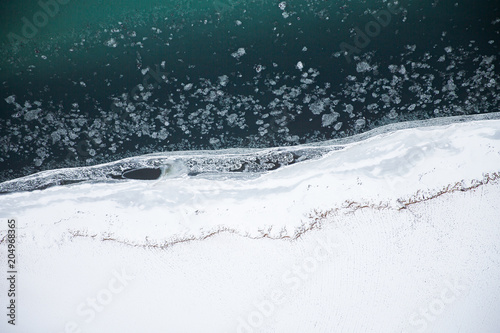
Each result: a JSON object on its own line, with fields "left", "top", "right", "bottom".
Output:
{"left": 1, "top": 117, "right": 500, "bottom": 245}
{"left": 0, "top": 117, "right": 500, "bottom": 332}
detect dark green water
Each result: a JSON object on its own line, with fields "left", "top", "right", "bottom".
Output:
{"left": 0, "top": 0, "right": 499, "bottom": 182}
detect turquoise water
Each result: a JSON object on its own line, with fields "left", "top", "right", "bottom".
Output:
{"left": 0, "top": 0, "right": 499, "bottom": 182}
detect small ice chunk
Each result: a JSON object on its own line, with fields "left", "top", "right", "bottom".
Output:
{"left": 321, "top": 112, "right": 339, "bottom": 127}
{"left": 231, "top": 48, "right": 246, "bottom": 59}
{"left": 309, "top": 99, "right": 327, "bottom": 115}
{"left": 356, "top": 61, "right": 371, "bottom": 73}
{"left": 355, "top": 118, "right": 366, "bottom": 129}
{"left": 219, "top": 75, "right": 229, "bottom": 87}
{"left": 296, "top": 61, "right": 304, "bottom": 70}
{"left": 5, "top": 95, "right": 15, "bottom": 104}
{"left": 105, "top": 38, "right": 117, "bottom": 47}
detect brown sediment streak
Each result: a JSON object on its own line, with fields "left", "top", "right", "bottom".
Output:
{"left": 293, "top": 172, "right": 500, "bottom": 240}
{"left": 396, "top": 172, "right": 500, "bottom": 210}
{"left": 307, "top": 172, "right": 500, "bottom": 220}
{"left": 2, "top": 172, "right": 499, "bottom": 248}
{"left": 66, "top": 226, "right": 284, "bottom": 250}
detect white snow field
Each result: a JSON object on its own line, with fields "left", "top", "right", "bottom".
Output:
{"left": 1, "top": 117, "right": 500, "bottom": 333}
